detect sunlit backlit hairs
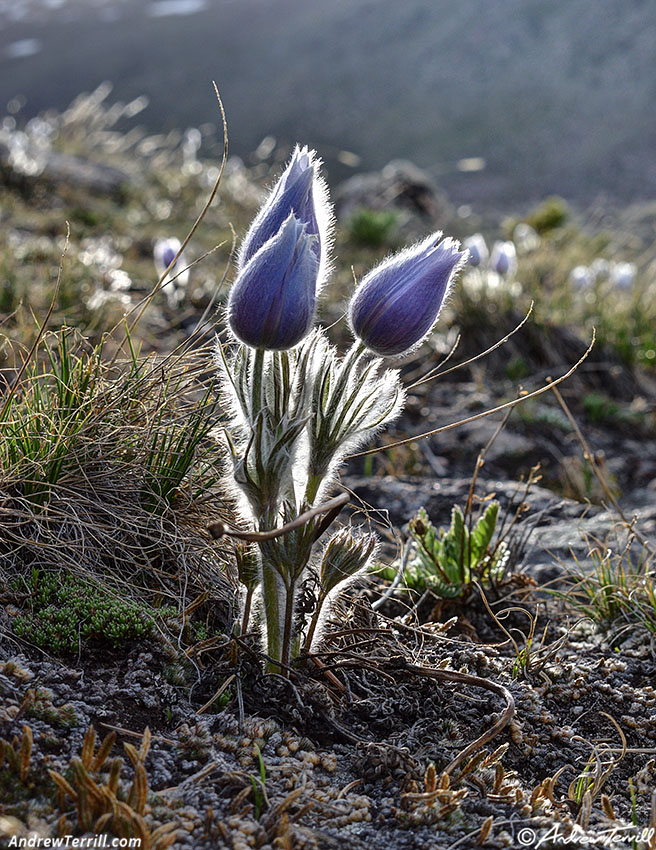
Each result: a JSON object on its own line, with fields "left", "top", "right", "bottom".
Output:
{"left": 215, "top": 147, "right": 467, "bottom": 671}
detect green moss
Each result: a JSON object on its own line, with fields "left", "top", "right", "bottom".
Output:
{"left": 12, "top": 571, "right": 155, "bottom": 655}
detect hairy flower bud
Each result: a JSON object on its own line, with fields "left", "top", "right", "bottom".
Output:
{"left": 610, "top": 262, "right": 636, "bottom": 290}
{"left": 235, "top": 543, "right": 260, "bottom": 591}
{"left": 463, "top": 233, "right": 488, "bottom": 268}
{"left": 238, "top": 145, "right": 333, "bottom": 289}
{"left": 228, "top": 214, "right": 319, "bottom": 350}
{"left": 154, "top": 237, "right": 189, "bottom": 307}
{"left": 489, "top": 240, "right": 517, "bottom": 277}
{"left": 348, "top": 233, "right": 467, "bottom": 357}
{"left": 320, "top": 528, "right": 378, "bottom": 595}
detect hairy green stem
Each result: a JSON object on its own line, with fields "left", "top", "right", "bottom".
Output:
{"left": 305, "top": 341, "right": 368, "bottom": 506}
{"left": 305, "top": 474, "right": 323, "bottom": 507}
{"left": 251, "top": 348, "right": 265, "bottom": 418}
{"left": 260, "top": 559, "right": 283, "bottom": 668}
{"left": 280, "top": 577, "right": 297, "bottom": 675}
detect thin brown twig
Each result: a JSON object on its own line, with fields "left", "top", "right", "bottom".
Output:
{"left": 400, "top": 662, "right": 515, "bottom": 776}
{"left": 549, "top": 380, "right": 656, "bottom": 558}
{"left": 402, "top": 331, "right": 461, "bottom": 386}
{"left": 196, "top": 674, "right": 236, "bottom": 714}
{"left": 208, "top": 492, "right": 350, "bottom": 541}
{"left": 348, "top": 330, "right": 595, "bottom": 459}
{"left": 407, "top": 302, "right": 533, "bottom": 389}
{"left": 99, "top": 722, "right": 175, "bottom": 745}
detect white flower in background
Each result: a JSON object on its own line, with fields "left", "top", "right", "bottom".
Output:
{"left": 79, "top": 236, "right": 122, "bottom": 273}
{"left": 590, "top": 258, "right": 611, "bottom": 281}
{"left": 108, "top": 269, "right": 132, "bottom": 292}
{"left": 569, "top": 265, "right": 594, "bottom": 290}
{"left": 489, "top": 240, "right": 517, "bottom": 277}
{"left": 154, "top": 237, "right": 190, "bottom": 308}
{"left": 610, "top": 261, "right": 636, "bottom": 290}
{"left": 462, "top": 233, "right": 488, "bottom": 267}
{"left": 513, "top": 222, "right": 540, "bottom": 252}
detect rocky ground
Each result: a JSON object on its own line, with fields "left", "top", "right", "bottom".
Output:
{"left": 2, "top": 382, "right": 656, "bottom": 849}
{"left": 2, "top": 95, "right": 656, "bottom": 849}
{"left": 2, "top": 553, "right": 656, "bottom": 850}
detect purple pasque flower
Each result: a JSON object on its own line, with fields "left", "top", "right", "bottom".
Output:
{"left": 238, "top": 146, "right": 333, "bottom": 288}
{"left": 489, "top": 240, "right": 517, "bottom": 277}
{"left": 463, "top": 233, "right": 488, "bottom": 267}
{"left": 610, "top": 262, "right": 636, "bottom": 290}
{"left": 228, "top": 213, "right": 319, "bottom": 350}
{"left": 349, "top": 232, "right": 467, "bottom": 357}
{"left": 154, "top": 237, "right": 189, "bottom": 308}
{"left": 154, "top": 237, "right": 182, "bottom": 273}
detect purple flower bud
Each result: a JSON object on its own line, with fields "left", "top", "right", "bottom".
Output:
{"left": 349, "top": 233, "right": 467, "bottom": 357}
{"left": 228, "top": 213, "right": 319, "bottom": 350}
{"left": 154, "top": 237, "right": 182, "bottom": 274}
{"left": 161, "top": 245, "right": 177, "bottom": 269}
{"left": 463, "top": 233, "right": 488, "bottom": 267}
{"left": 238, "top": 145, "right": 333, "bottom": 289}
{"left": 489, "top": 241, "right": 517, "bottom": 277}
{"left": 610, "top": 262, "right": 636, "bottom": 290}
{"left": 154, "top": 237, "right": 189, "bottom": 308}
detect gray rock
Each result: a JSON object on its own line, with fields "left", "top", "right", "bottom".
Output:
{"left": 343, "top": 474, "right": 656, "bottom": 585}
{"left": 0, "top": 140, "right": 131, "bottom": 195}
{"left": 335, "top": 160, "right": 451, "bottom": 225}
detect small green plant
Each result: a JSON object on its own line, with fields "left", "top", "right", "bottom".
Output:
{"left": 525, "top": 196, "right": 569, "bottom": 234}
{"left": 25, "top": 687, "right": 79, "bottom": 728}
{"left": 140, "top": 380, "right": 219, "bottom": 513}
{"left": 12, "top": 570, "right": 154, "bottom": 654}
{"left": 249, "top": 745, "right": 268, "bottom": 820}
{"left": 0, "top": 328, "right": 221, "bottom": 512}
{"left": 403, "top": 502, "right": 509, "bottom": 599}
{"left": 566, "top": 713, "right": 625, "bottom": 809}
{"left": 557, "top": 529, "right": 656, "bottom": 645}
{"left": 346, "top": 207, "right": 399, "bottom": 247}
{"left": 504, "top": 356, "right": 530, "bottom": 382}
{"left": 0, "top": 329, "right": 104, "bottom": 506}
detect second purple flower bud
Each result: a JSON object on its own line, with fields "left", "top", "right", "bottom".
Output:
{"left": 348, "top": 233, "right": 468, "bottom": 357}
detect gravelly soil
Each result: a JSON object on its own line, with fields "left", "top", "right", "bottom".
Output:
{"left": 2, "top": 499, "right": 656, "bottom": 850}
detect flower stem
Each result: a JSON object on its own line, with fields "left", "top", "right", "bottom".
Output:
{"left": 260, "top": 559, "right": 283, "bottom": 668}
{"left": 305, "top": 474, "right": 323, "bottom": 506}
{"left": 251, "top": 348, "right": 265, "bottom": 419}
{"left": 280, "top": 578, "right": 297, "bottom": 675}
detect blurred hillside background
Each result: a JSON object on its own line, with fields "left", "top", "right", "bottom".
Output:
{"left": 1, "top": 0, "right": 655, "bottom": 209}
